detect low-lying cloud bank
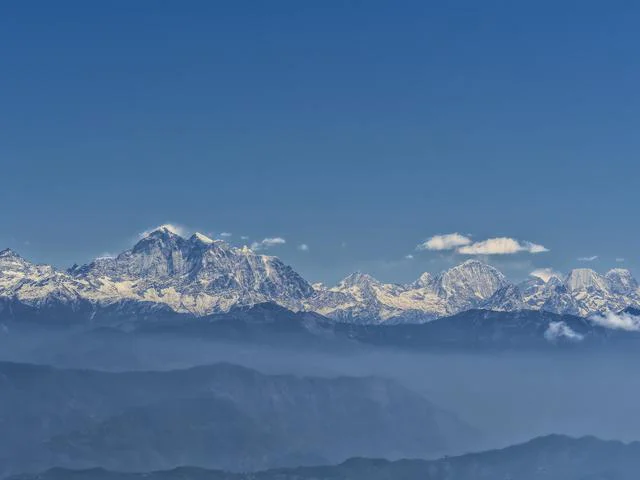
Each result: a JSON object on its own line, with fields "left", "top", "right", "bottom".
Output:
{"left": 590, "top": 311, "right": 640, "bottom": 331}
{"left": 544, "top": 321, "right": 585, "bottom": 342}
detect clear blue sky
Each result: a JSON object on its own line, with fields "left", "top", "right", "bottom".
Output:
{"left": 1, "top": 1, "right": 638, "bottom": 284}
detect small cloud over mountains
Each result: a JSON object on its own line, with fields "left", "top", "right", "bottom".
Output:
{"left": 417, "top": 233, "right": 471, "bottom": 251}
{"left": 458, "top": 237, "right": 548, "bottom": 255}
{"left": 418, "top": 233, "right": 548, "bottom": 255}
{"left": 139, "top": 223, "right": 187, "bottom": 238}
{"left": 251, "top": 237, "right": 286, "bottom": 251}
{"left": 590, "top": 311, "right": 640, "bottom": 331}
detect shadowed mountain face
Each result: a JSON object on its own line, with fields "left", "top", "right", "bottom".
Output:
{"left": 0, "top": 361, "right": 476, "bottom": 477}
{"left": 8, "top": 435, "right": 640, "bottom": 480}
{"left": 153, "top": 306, "right": 640, "bottom": 351}
{"left": 3, "top": 304, "right": 640, "bottom": 363}
{"left": 334, "top": 309, "right": 635, "bottom": 350}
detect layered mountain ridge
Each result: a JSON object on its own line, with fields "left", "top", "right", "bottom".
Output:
{"left": 0, "top": 360, "right": 476, "bottom": 475}
{"left": 10, "top": 435, "right": 640, "bottom": 480}
{"left": 1, "top": 225, "right": 639, "bottom": 324}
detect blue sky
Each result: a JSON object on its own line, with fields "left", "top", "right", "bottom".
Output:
{"left": 1, "top": 1, "right": 638, "bottom": 284}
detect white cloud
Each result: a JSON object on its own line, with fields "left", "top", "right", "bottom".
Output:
{"left": 240, "top": 235, "right": 249, "bottom": 240}
{"left": 578, "top": 255, "right": 598, "bottom": 262}
{"left": 527, "top": 243, "right": 549, "bottom": 253}
{"left": 220, "top": 232, "right": 232, "bottom": 237}
{"left": 544, "top": 322, "right": 584, "bottom": 342}
{"left": 405, "top": 254, "right": 414, "bottom": 260}
{"left": 262, "top": 237, "right": 286, "bottom": 247}
{"left": 457, "top": 237, "right": 549, "bottom": 255}
{"left": 251, "top": 237, "right": 286, "bottom": 251}
{"left": 616, "top": 258, "right": 625, "bottom": 262}
{"left": 417, "top": 233, "right": 471, "bottom": 251}
{"left": 139, "top": 223, "right": 187, "bottom": 239}
{"left": 298, "top": 243, "right": 309, "bottom": 251}
{"left": 530, "top": 268, "right": 561, "bottom": 282}
{"left": 590, "top": 311, "right": 640, "bottom": 331}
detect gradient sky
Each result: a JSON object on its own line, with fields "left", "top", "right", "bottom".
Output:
{"left": 1, "top": 1, "right": 638, "bottom": 284}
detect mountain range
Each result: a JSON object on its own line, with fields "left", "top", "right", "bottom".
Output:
{"left": 1, "top": 225, "right": 639, "bottom": 325}
{"left": 0, "top": 361, "right": 475, "bottom": 476}
{"left": 9, "top": 434, "right": 640, "bottom": 480}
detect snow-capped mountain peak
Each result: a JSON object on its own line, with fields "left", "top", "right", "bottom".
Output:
{"left": 191, "top": 232, "right": 215, "bottom": 245}
{"left": 338, "top": 272, "right": 380, "bottom": 289}
{"left": 142, "top": 224, "right": 184, "bottom": 238}
{"left": 509, "top": 267, "right": 640, "bottom": 317}
{"left": 0, "top": 249, "right": 31, "bottom": 273}
{"left": 0, "top": 249, "right": 51, "bottom": 276}
{"left": 306, "top": 260, "right": 512, "bottom": 324}
{"left": 565, "top": 268, "right": 608, "bottom": 292}
{"left": 1, "top": 227, "right": 640, "bottom": 323}
{"left": 481, "top": 283, "right": 524, "bottom": 312}
{"left": 412, "top": 272, "right": 434, "bottom": 289}
{"left": 0, "top": 248, "right": 85, "bottom": 308}
{"left": 605, "top": 268, "right": 638, "bottom": 295}
{"left": 432, "top": 259, "right": 508, "bottom": 310}
{"left": 0, "top": 248, "right": 21, "bottom": 259}
{"left": 63, "top": 228, "right": 315, "bottom": 315}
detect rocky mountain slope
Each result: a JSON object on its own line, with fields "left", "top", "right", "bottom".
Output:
{"left": 1, "top": 225, "right": 639, "bottom": 324}
{"left": 308, "top": 260, "right": 510, "bottom": 323}
{"left": 311, "top": 263, "right": 640, "bottom": 323}
{"left": 0, "top": 226, "right": 313, "bottom": 318}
